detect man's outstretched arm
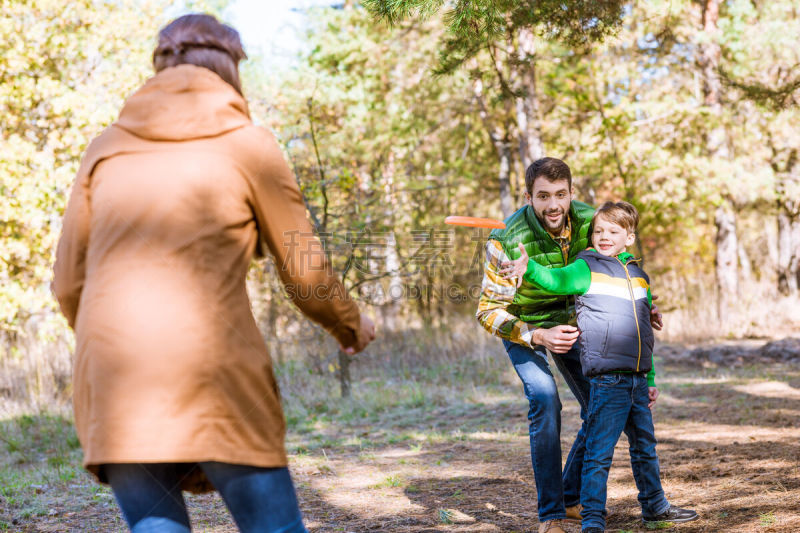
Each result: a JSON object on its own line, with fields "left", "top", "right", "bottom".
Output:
{"left": 477, "top": 240, "right": 580, "bottom": 353}
{"left": 475, "top": 239, "right": 538, "bottom": 346}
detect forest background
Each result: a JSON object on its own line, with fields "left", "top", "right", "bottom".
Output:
{"left": 1, "top": 1, "right": 800, "bottom": 531}
{"left": 2, "top": 0, "right": 798, "bottom": 401}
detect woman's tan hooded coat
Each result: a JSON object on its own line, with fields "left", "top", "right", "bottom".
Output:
{"left": 53, "top": 65, "right": 361, "bottom": 491}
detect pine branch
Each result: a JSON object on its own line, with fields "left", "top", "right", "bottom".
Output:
{"left": 719, "top": 65, "right": 800, "bottom": 110}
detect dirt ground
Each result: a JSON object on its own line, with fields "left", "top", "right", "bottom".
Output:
{"left": 3, "top": 345, "right": 800, "bottom": 532}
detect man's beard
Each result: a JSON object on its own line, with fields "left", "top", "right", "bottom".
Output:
{"left": 539, "top": 208, "right": 566, "bottom": 233}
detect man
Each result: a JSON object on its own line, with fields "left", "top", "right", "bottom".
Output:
{"left": 476, "top": 158, "right": 661, "bottom": 533}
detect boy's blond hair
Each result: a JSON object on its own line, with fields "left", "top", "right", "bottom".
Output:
{"left": 592, "top": 201, "right": 639, "bottom": 233}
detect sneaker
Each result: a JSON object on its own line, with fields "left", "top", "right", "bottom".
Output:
{"left": 642, "top": 505, "right": 699, "bottom": 524}
{"left": 539, "top": 519, "right": 567, "bottom": 533}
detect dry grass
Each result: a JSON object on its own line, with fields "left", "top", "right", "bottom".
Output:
{"left": 2, "top": 332, "right": 800, "bottom": 532}
{"left": 655, "top": 276, "right": 800, "bottom": 343}
{"left": 3, "top": 277, "right": 798, "bottom": 404}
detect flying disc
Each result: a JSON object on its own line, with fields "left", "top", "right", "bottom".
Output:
{"left": 445, "top": 216, "right": 506, "bottom": 229}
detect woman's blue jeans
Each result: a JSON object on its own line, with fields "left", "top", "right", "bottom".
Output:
{"left": 580, "top": 373, "right": 670, "bottom": 530}
{"left": 503, "top": 340, "right": 590, "bottom": 522}
{"left": 105, "top": 462, "right": 308, "bottom": 533}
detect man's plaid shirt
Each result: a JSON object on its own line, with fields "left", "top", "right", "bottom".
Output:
{"left": 475, "top": 219, "right": 572, "bottom": 347}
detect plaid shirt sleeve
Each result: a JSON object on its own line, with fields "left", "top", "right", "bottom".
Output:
{"left": 475, "top": 239, "right": 538, "bottom": 347}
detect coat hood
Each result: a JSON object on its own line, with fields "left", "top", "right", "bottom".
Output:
{"left": 115, "top": 64, "right": 251, "bottom": 141}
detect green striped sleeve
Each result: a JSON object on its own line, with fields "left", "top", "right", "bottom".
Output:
{"left": 646, "top": 287, "right": 655, "bottom": 386}
{"left": 523, "top": 258, "right": 591, "bottom": 295}
{"left": 647, "top": 355, "right": 656, "bottom": 387}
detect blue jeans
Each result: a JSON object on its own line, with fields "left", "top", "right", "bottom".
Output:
{"left": 580, "top": 373, "right": 670, "bottom": 530}
{"left": 105, "top": 462, "right": 308, "bottom": 533}
{"left": 503, "top": 340, "right": 590, "bottom": 522}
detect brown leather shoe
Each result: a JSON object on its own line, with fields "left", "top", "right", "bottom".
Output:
{"left": 565, "top": 504, "right": 582, "bottom": 522}
{"left": 565, "top": 503, "right": 613, "bottom": 522}
{"left": 538, "top": 519, "right": 567, "bottom": 533}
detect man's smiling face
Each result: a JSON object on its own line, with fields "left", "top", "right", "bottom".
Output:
{"left": 526, "top": 178, "right": 573, "bottom": 236}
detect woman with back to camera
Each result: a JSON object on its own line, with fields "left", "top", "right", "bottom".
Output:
{"left": 53, "top": 13, "right": 375, "bottom": 533}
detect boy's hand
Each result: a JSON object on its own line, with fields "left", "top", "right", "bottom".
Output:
{"left": 648, "top": 387, "right": 659, "bottom": 408}
{"left": 650, "top": 294, "right": 663, "bottom": 331}
{"left": 533, "top": 325, "right": 579, "bottom": 354}
{"left": 498, "top": 243, "right": 530, "bottom": 288}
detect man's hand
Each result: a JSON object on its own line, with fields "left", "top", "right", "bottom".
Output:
{"left": 341, "top": 314, "right": 376, "bottom": 355}
{"left": 650, "top": 294, "right": 663, "bottom": 331}
{"left": 648, "top": 387, "right": 659, "bottom": 409}
{"left": 498, "top": 243, "right": 530, "bottom": 288}
{"left": 533, "top": 324, "right": 579, "bottom": 354}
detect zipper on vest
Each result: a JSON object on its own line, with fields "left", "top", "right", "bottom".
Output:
{"left": 616, "top": 257, "right": 642, "bottom": 371}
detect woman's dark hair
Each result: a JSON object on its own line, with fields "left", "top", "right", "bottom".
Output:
{"left": 153, "top": 14, "right": 247, "bottom": 94}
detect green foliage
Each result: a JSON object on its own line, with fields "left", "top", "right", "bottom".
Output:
{"left": 362, "top": 0, "right": 445, "bottom": 26}
{"left": 718, "top": 1, "right": 800, "bottom": 110}
{"left": 2, "top": 0, "right": 799, "bottom": 405}
{"left": 248, "top": 5, "right": 492, "bottom": 328}
{"left": 0, "top": 0, "right": 175, "bottom": 349}
{"left": 365, "top": 0, "right": 626, "bottom": 74}
{"left": 644, "top": 520, "right": 673, "bottom": 530}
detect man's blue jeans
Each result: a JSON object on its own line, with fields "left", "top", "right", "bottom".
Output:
{"left": 503, "top": 340, "right": 591, "bottom": 522}
{"left": 105, "top": 462, "right": 308, "bottom": 533}
{"left": 580, "top": 373, "right": 670, "bottom": 530}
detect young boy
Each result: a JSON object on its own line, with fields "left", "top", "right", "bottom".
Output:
{"left": 503, "top": 202, "right": 698, "bottom": 532}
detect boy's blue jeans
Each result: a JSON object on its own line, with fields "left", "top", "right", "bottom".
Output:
{"left": 105, "top": 462, "right": 308, "bottom": 533}
{"left": 503, "top": 340, "right": 590, "bottom": 522}
{"left": 580, "top": 373, "right": 670, "bottom": 530}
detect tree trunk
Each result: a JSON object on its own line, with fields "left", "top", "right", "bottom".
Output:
{"left": 266, "top": 290, "right": 283, "bottom": 366}
{"left": 699, "top": 0, "right": 722, "bottom": 108}
{"left": 473, "top": 78, "right": 514, "bottom": 218}
{"left": 715, "top": 204, "right": 738, "bottom": 318}
{"left": 794, "top": 216, "right": 800, "bottom": 292}
{"left": 381, "top": 230, "right": 402, "bottom": 331}
{"left": 738, "top": 242, "right": 752, "bottom": 284}
{"left": 498, "top": 141, "right": 513, "bottom": 218}
{"left": 381, "top": 154, "right": 402, "bottom": 331}
{"left": 774, "top": 147, "right": 799, "bottom": 296}
{"left": 337, "top": 349, "right": 351, "bottom": 398}
{"left": 777, "top": 209, "right": 800, "bottom": 296}
{"left": 514, "top": 27, "right": 544, "bottom": 169}
{"left": 699, "top": 0, "right": 738, "bottom": 320}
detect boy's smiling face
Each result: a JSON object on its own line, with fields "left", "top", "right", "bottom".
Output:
{"left": 592, "top": 215, "right": 636, "bottom": 257}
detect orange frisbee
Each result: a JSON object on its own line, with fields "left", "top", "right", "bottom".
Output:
{"left": 445, "top": 216, "right": 506, "bottom": 229}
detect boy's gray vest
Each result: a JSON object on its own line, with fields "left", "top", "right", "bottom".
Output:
{"left": 575, "top": 249, "right": 654, "bottom": 377}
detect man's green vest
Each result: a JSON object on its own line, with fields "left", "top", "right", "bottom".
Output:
{"left": 489, "top": 201, "right": 595, "bottom": 329}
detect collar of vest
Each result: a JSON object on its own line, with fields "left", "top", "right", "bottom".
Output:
{"left": 584, "top": 248, "right": 638, "bottom": 264}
